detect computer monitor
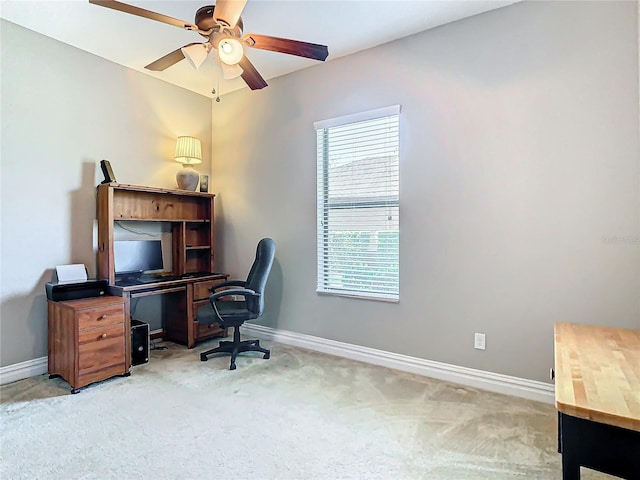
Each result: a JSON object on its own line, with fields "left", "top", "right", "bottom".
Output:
{"left": 114, "top": 240, "right": 164, "bottom": 277}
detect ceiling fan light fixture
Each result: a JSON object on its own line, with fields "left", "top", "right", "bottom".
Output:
{"left": 221, "top": 63, "right": 244, "bottom": 80}
{"left": 181, "top": 43, "right": 211, "bottom": 70}
{"left": 218, "top": 38, "right": 244, "bottom": 66}
{"left": 89, "top": 0, "right": 328, "bottom": 91}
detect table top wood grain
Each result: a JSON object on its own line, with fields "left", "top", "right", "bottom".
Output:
{"left": 554, "top": 322, "right": 640, "bottom": 432}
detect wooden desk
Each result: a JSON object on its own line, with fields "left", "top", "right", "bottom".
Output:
{"left": 110, "top": 274, "right": 228, "bottom": 349}
{"left": 554, "top": 322, "right": 640, "bottom": 479}
{"left": 96, "top": 184, "right": 228, "bottom": 349}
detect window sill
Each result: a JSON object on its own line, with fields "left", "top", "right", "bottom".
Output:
{"left": 316, "top": 290, "right": 399, "bottom": 303}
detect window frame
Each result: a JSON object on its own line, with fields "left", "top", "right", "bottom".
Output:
{"left": 314, "top": 105, "right": 401, "bottom": 302}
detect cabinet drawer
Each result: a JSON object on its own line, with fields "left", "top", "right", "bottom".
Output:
{"left": 193, "top": 280, "right": 225, "bottom": 301}
{"left": 77, "top": 363, "right": 127, "bottom": 389}
{"left": 78, "top": 304, "right": 124, "bottom": 330}
{"left": 196, "top": 321, "right": 225, "bottom": 339}
{"left": 78, "top": 326, "right": 126, "bottom": 375}
{"left": 78, "top": 323, "right": 125, "bottom": 346}
{"left": 193, "top": 299, "right": 225, "bottom": 340}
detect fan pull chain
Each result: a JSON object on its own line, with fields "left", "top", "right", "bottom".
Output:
{"left": 216, "top": 72, "right": 220, "bottom": 103}
{"left": 212, "top": 56, "right": 221, "bottom": 103}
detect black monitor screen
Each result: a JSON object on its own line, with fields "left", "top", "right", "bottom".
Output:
{"left": 114, "top": 240, "right": 164, "bottom": 276}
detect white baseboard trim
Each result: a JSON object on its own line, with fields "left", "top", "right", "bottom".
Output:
{"left": 242, "top": 324, "right": 555, "bottom": 404}
{"left": 1, "top": 328, "right": 556, "bottom": 404}
{"left": 0, "top": 356, "right": 48, "bottom": 386}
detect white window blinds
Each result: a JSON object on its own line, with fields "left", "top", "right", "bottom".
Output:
{"left": 315, "top": 105, "right": 400, "bottom": 301}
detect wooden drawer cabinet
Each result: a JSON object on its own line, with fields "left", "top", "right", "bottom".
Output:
{"left": 48, "top": 296, "right": 130, "bottom": 393}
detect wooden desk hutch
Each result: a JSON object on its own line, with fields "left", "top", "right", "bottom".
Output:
{"left": 96, "top": 183, "right": 228, "bottom": 348}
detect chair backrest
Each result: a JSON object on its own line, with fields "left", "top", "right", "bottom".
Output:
{"left": 245, "top": 238, "right": 276, "bottom": 316}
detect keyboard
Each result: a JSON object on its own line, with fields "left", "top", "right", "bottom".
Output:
{"left": 116, "top": 272, "right": 217, "bottom": 286}
{"left": 147, "top": 274, "right": 181, "bottom": 282}
{"left": 180, "top": 272, "right": 215, "bottom": 279}
{"left": 151, "top": 272, "right": 214, "bottom": 281}
{"left": 116, "top": 275, "right": 176, "bottom": 286}
{"left": 115, "top": 278, "right": 145, "bottom": 287}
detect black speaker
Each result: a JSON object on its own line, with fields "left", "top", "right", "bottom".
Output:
{"left": 100, "top": 159, "right": 116, "bottom": 184}
{"left": 131, "top": 320, "right": 149, "bottom": 366}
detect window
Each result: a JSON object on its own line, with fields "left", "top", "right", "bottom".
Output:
{"left": 315, "top": 105, "right": 400, "bottom": 301}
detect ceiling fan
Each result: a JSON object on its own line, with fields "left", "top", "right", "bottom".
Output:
{"left": 88, "top": 0, "right": 329, "bottom": 91}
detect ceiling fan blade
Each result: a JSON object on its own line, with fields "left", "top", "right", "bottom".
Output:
{"left": 145, "top": 46, "right": 192, "bottom": 71}
{"left": 212, "top": 0, "right": 248, "bottom": 29}
{"left": 89, "top": 0, "right": 197, "bottom": 30}
{"left": 238, "top": 56, "right": 268, "bottom": 90}
{"left": 242, "top": 34, "right": 328, "bottom": 61}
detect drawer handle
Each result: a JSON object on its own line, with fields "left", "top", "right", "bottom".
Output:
{"left": 101, "top": 333, "right": 108, "bottom": 339}
{"left": 98, "top": 315, "right": 107, "bottom": 320}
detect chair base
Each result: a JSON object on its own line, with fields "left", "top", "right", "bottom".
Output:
{"left": 200, "top": 326, "right": 270, "bottom": 370}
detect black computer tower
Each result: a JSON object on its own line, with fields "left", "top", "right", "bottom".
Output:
{"left": 131, "top": 320, "right": 149, "bottom": 366}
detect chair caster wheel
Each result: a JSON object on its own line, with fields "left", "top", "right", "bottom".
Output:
{"left": 230, "top": 363, "right": 237, "bottom": 370}
{"left": 264, "top": 352, "right": 270, "bottom": 359}
{"left": 200, "top": 354, "right": 208, "bottom": 362}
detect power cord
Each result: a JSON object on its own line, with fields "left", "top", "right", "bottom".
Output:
{"left": 150, "top": 340, "right": 168, "bottom": 351}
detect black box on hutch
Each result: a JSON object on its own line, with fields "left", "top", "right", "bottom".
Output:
{"left": 131, "top": 320, "right": 149, "bottom": 366}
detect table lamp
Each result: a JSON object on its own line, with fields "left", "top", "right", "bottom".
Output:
{"left": 174, "top": 136, "right": 202, "bottom": 191}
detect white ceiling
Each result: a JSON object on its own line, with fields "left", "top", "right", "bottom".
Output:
{"left": 1, "top": 0, "right": 519, "bottom": 98}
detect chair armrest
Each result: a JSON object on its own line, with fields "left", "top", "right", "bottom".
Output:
{"left": 210, "top": 288, "right": 259, "bottom": 302}
{"left": 207, "top": 288, "right": 260, "bottom": 325}
{"left": 209, "top": 280, "right": 247, "bottom": 292}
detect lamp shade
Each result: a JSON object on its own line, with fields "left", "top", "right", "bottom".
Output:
{"left": 181, "top": 43, "right": 211, "bottom": 70}
{"left": 174, "top": 136, "right": 202, "bottom": 165}
{"left": 221, "top": 63, "right": 244, "bottom": 79}
{"left": 218, "top": 37, "right": 244, "bottom": 66}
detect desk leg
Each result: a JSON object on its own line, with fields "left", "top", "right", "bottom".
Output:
{"left": 561, "top": 451, "right": 580, "bottom": 480}
{"left": 559, "top": 413, "right": 581, "bottom": 480}
{"left": 558, "top": 412, "right": 640, "bottom": 480}
{"left": 561, "top": 459, "right": 580, "bottom": 480}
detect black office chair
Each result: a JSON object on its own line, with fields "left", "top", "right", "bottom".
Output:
{"left": 196, "top": 238, "right": 276, "bottom": 370}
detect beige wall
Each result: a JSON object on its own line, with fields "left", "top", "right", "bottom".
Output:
{"left": 0, "top": 20, "right": 212, "bottom": 366}
{"left": 211, "top": 1, "right": 640, "bottom": 383}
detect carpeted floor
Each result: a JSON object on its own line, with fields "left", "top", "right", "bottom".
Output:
{"left": 0, "top": 338, "right": 615, "bottom": 479}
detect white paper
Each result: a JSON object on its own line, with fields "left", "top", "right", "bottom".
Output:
{"left": 56, "top": 264, "right": 88, "bottom": 284}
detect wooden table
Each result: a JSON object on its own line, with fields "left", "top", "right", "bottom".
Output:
{"left": 554, "top": 322, "right": 640, "bottom": 479}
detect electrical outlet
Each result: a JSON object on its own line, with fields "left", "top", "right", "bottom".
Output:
{"left": 474, "top": 333, "right": 486, "bottom": 350}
